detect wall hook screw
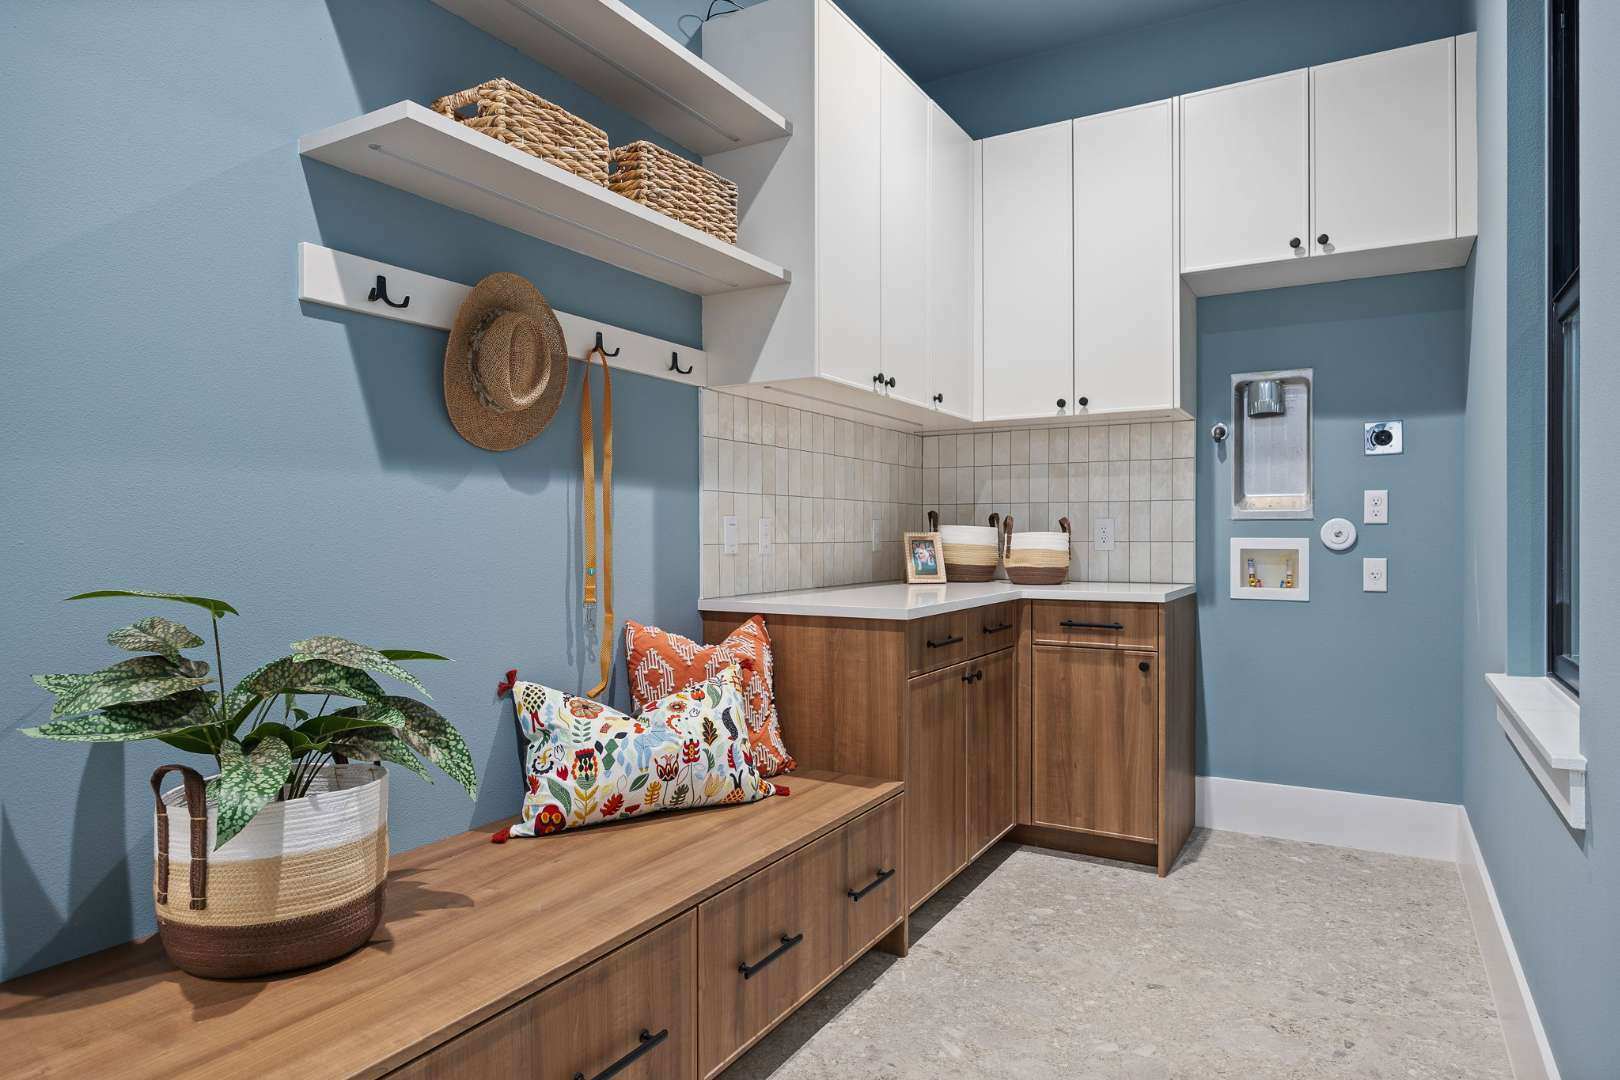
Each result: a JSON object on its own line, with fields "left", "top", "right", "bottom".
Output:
{"left": 669, "top": 351, "right": 694, "bottom": 375}
{"left": 367, "top": 275, "right": 409, "bottom": 308}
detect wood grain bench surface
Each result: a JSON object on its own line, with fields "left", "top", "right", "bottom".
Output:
{"left": 0, "top": 771, "right": 903, "bottom": 1080}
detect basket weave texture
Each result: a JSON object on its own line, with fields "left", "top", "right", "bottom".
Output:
{"left": 431, "top": 78, "right": 610, "bottom": 186}
{"left": 610, "top": 140, "right": 739, "bottom": 243}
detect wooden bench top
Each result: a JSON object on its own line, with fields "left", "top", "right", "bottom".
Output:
{"left": 0, "top": 771, "right": 903, "bottom": 1080}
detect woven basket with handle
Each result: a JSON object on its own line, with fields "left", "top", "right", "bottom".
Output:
{"left": 929, "top": 510, "right": 1003, "bottom": 582}
{"left": 1003, "top": 516, "right": 1072, "bottom": 585}
{"left": 431, "top": 78, "right": 610, "bottom": 186}
{"left": 151, "top": 762, "right": 388, "bottom": 979}
{"left": 609, "top": 140, "right": 739, "bottom": 243}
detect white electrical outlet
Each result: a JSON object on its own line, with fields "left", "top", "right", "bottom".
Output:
{"left": 1094, "top": 518, "right": 1116, "bottom": 551}
{"left": 1364, "top": 489, "right": 1389, "bottom": 524}
{"left": 757, "top": 518, "right": 772, "bottom": 556}
{"left": 722, "top": 515, "right": 739, "bottom": 555}
{"left": 1363, "top": 557, "right": 1388, "bottom": 592}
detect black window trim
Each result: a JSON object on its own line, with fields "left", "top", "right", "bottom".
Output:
{"left": 1547, "top": 0, "right": 1579, "bottom": 694}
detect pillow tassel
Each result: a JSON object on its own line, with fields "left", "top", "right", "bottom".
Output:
{"left": 489, "top": 825, "right": 512, "bottom": 844}
{"left": 496, "top": 669, "right": 518, "bottom": 697}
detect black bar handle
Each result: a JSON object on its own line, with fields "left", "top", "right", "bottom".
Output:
{"left": 740, "top": 932, "right": 803, "bottom": 980}
{"left": 573, "top": 1028, "right": 668, "bottom": 1080}
{"left": 983, "top": 622, "right": 1014, "bottom": 634}
{"left": 926, "top": 635, "right": 963, "bottom": 649}
{"left": 1059, "top": 620, "right": 1125, "bottom": 631}
{"left": 848, "top": 867, "right": 895, "bottom": 903}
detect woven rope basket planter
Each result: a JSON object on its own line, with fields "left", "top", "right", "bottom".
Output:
{"left": 1004, "top": 516, "right": 1072, "bottom": 585}
{"left": 431, "top": 78, "right": 610, "bottom": 186}
{"left": 151, "top": 763, "right": 388, "bottom": 979}
{"left": 930, "top": 511, "right": 1002, "bottom": 582}
{"left": 609, "top": 140, "right": 739, "bottom": 243}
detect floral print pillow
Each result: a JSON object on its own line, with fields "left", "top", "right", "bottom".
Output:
{"left": 505, "top": 664, "right": 783, "bottom": 837}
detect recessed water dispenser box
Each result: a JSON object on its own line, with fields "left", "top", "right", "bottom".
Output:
{"left": 1230, "top": 369, "right": 1313, "bottom": 520}
{"left": 1230, "top": 537, "right": 1310, "bottom": 601}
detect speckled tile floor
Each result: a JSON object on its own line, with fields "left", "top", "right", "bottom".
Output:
{"left": 722, "top": 830, "right": 1512, "bottom": 1079}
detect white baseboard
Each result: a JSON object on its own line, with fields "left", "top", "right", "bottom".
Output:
{"left": 1195, "top": 775, "right": 1461, "bottom": 861}
{"left": 1456, "top": 810, "right": 1561, "bottom": 1080}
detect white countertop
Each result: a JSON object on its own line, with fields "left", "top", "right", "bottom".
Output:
{"left": 701, "top": 580, "right": 1195, "bottom": 621}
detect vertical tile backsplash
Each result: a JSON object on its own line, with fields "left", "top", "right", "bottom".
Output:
{"left": 919, "top": 420, "right": 1197, "bottom": 585}
{"left": 700, "top": 391, "right": 924, "bottom": 598}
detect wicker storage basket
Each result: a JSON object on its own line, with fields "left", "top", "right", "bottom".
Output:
{"left": 151, "top": 762, "right": 388, "bottom": 979}
{"left": 929, "top": 510, "right": 1003, "bottom": 583}
{"left": 1003, "top": 516, "right": 1072, "bottom": 585}
{"left": 431, "top": 78, "right": 610, "bottom": 186}
{"left": 609, "top": 140, "right": 739, "bottom": 243}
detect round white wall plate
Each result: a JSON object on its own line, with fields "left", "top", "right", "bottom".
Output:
{"left": 1320, "top": 517, "right": 1357, "bottom": 551}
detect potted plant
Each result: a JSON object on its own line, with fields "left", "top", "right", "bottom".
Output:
{"left": 23, "top": 589, "right": 479, "bottom": 979}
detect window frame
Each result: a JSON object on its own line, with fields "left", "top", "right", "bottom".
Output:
{"left": 1546, "top": 0, "right": 1579, "bottom": 693}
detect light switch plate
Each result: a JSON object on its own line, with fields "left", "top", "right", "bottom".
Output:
{"left": 722, "top": 515, "right": 739, "bottom": 555}
{"left": 1364, "top": 489, "right": 1389, "bottom": 524}
{"left": 870, "top": 517, "right": 880, "bottom": 552}
{"left": 757, "top": 518, "right": 772, "bottom": 556}
{"left": 1094, "top": 518, "right": 1116, "bottom": 551}
{"left": 1363, "top": 557, "right": 1388, "bottom": 592}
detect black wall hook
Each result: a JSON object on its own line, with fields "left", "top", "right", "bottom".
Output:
{"left": 669, "top": 351, "right": 694, "bottom": 375}
{"left": 367, "top": 275, "right": 409, "bottom": 309}
{"left": 594, "top": 331, "right": 621, "bottom": 357}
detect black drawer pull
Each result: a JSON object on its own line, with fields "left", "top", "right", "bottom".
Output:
{"left": 848, "top": 867, "right": 896, "bottom": 902}
{"left": 1059, "top": 620, "right": 1125, "bottom": 631}
{"left": 925, "top": 635, "right": 963, "bottom": 649}
{"left": 573, "top": 1028, "right": 668, "bottom": 1080}
{"left": 740, "top": 933, "right": 803, "bottom": 979}
{"left": 983, "top": 622, "right": 1014, "bottom": 634}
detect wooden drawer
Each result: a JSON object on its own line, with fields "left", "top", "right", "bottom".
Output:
{"left": 394, "top": 911, "right": 695, "bottom": 1079}
{"left": 841, "top": 796, "right": 903, "bottom": 955}
{"left": 906, "top": 610, "right": 972, "bottom": 675}
{"left": 1031, "top": 601, "right": 1157, "bottom": 650}
{"left": 967, "top": 601, "right": 1019, "bottom": 657}
{"left": 697, "top": 830, "right": 843, "bottom": 1077}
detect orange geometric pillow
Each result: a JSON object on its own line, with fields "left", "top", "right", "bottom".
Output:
{"left": 624, "top": 616, "right": 795, "bottom": 777}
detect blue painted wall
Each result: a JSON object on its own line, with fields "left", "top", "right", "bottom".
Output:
{"left": 1196, "top": 273, "right": 1468, "bottom": 802}
{"left": 0, "top": 0, "right": 700, "bottom": 980}
{"left": 1460, "top": 1, "right": 1620, "bottom": 1076}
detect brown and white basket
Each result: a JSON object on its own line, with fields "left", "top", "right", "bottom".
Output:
{"left": 151, "top": 762, "right": 388, "bottom": 979}
{"left": 1003, "top": 516, "right": 1072, "bottom": 585}
{"left": 609, "top": 140, "right": 739, "bottom": 243}
{"left": 430, "top": 78, "right": 610, "bottom": 186}
{"left": 930, "top": 510, "right": 1002, "bottom": 582}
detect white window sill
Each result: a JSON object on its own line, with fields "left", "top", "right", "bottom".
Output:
{"left": 1485, "top": 673, "right": 1586, "bottom": 829}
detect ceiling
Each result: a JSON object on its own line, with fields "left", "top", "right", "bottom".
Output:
{"left": 828, "top": 0, "right": 1248, "bottom": 83}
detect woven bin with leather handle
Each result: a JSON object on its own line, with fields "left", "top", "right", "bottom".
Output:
{"left": 609, "top": 140, "right": 739, "bottom": 243}
{"left": 431, "top": 78, "right": 610, "bottom": 186}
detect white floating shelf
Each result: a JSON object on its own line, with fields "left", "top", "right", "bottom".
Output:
{"left": 299, "top": 102, "right": 791, "bottom": 296}
{"left": 432, "top": 0, "right": 791, "bottom": 155}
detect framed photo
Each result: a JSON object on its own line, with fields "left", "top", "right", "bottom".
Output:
{"left": 904, "top": 532, "right": 947, "bottom": 584}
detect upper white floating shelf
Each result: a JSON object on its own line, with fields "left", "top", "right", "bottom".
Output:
{"left": 299, "top": 102, "right": 790, "bottom": 296}
{"left": 431, "top": 0, "right": 792, "bottom": 155}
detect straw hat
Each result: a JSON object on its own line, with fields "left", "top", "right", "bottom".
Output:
{"left": 443, "top": 272, "right": 568, "bottom": 451}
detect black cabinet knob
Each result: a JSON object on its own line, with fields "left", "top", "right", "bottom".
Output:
{"left": 932, "top": 393, "right": 943, "bottom": 404}
{"left": 1138, "top": 661, "right": 1150, "bottom": 673}
{"left": 1078, "top": 396, "right": 1089, "bottom": 408}
{"left": 873, "top": 372, "right": 885, "bottom": 386}
{"left": 1289, "top": 237, "right": 1302, "bottom": 249}
{"left": 1317, "top": 233, "right": 1330, "bottom": 245}
{"left": 1057, "top": 398, "right": 1067, "bottom": 409}
{"left": 886, "top": 376, "right": 896, "bottom": 388}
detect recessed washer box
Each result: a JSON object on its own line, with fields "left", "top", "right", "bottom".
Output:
{"left": 1230, "top": 369, "right": 1313, "bottom": 520}
{"left": 1231, "top": 537, "right": 1310, "bottom": 601}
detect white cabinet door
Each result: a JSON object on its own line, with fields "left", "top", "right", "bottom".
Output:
{"left": 1073, "top": 100, "right": 1177, "bottom": 413}
{"left": 981, "top": 120, "right": 1073, "bottom": 422}
{"left": 815, "top": 0, "right": 882, "bottom": 391}
{"left": 880, "top": 59, "right": 932, "bottom": 408}
{"left": 1180, "top": 69, "right": 1309, "bottom": 273}
{"left": 1311, "top": 38, "right": 1456, "bottom": 255}
{"left": 927, "top": 102, "right": 975, "bottom": 421}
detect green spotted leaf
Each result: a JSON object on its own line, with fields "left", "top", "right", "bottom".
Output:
{"left": 390, "top": 697, "right": 478, "bottom": 799}
{"left": 241, "top": 722, "right": 319, "bottom": 758}
{"left": 21, "top": 689, "right": 218, "bottom": 743}
{"left": 34, "top": 655, "right": 211, "bottom": 719}
{"left": 330, "top": 729, "right": 433, "bottom": 783}
{"left": 291, "top": 636, "right": 433, "bottom": 698}
{"left": 106, "top": 616, "right": 205, "bottom": 662}
{"left": 296, "top": 702, "right": 407, "bottom": 740}
{"left": 225, "top": 657, "right": 386, "bottom": 718}
{"left": 68, "top": 590, "right": 238, "bottom": 619}
{"left": 212, "top": 736, "right": 292, "bottom": 849}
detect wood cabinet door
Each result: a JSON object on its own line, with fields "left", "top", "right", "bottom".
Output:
{"left": 981, "top": 120, "right": 1074, "bottom": 422}
{"left": 815, "top": 0, "right": 882, "bottom": 392}
{"left": 965, "top": 648, "right": 1016, "bottom": 857}
{"left": 1031, "top": 646, "right": 1158, "bottom": 842}
{"left": 841, "top": 796, "right": 905, "bottom": 955}
{"left": 905, "top": 665, "right": 967, "bottom": 909}
{"left": 1180, "top": 69, "right": 1309, "bottom": 273}
{"left": 880, "top": 58, "right": 932, "bottom": 408}
{"left": 926, "top": 101, "right": 976, "bottom": 421}
{"left": 1072, "top": 100, "right": 1177, "bottom": 413}
{"left": 1311, "top": 38, "right": 1456, "bottom": 255}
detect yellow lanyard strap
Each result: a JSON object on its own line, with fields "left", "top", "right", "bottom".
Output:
{"left": 581, "top": 344, "right": 614, "bottom": 698}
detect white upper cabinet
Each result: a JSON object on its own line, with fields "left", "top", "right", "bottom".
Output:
{"left": 1311, "top": 38, "right": 1456, "bottom": 255}
{"left": 880, "top": 59, "right": 933, "bottom": 408}
{"left": 927, "top": 103, "right": 977, "bottom": 421}
{"left": 1180, "top": 70, "right": 1311, "bottom": 274}
{"left": 1072, "top": 99, "right": 1189, "bottom": 415}
{"left": 981, "top": 121, "right": 1074, "bottom": 422}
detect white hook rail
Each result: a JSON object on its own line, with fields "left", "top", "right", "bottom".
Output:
{"left": 297, "top": 242, "right": 707, "bottom": 387}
